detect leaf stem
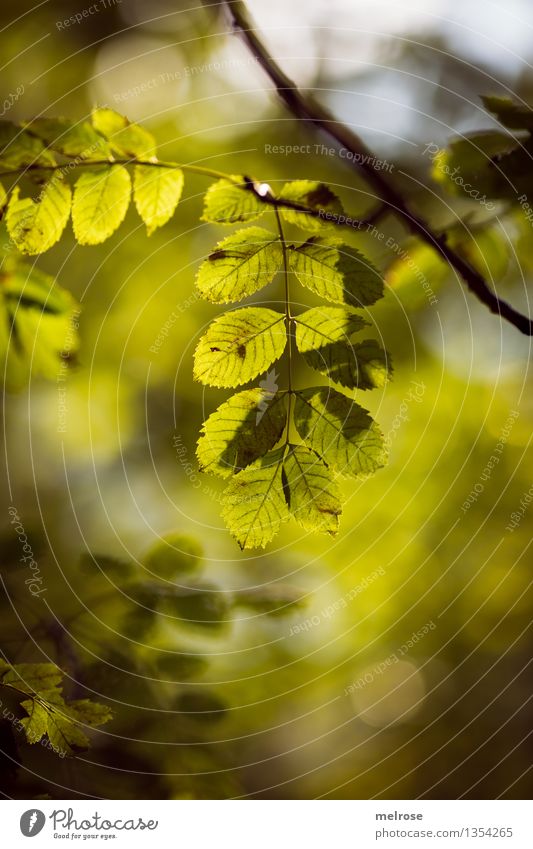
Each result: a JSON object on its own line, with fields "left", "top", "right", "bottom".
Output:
{"left": 274, "top": 206, "right": 293, "bottom": 445}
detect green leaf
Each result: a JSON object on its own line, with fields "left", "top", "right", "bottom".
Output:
{"left": 72, "top": 165, "right": 131, "bottom": 245}
{"left": 197, "top": 387, "right": 286, "bottom": 477}
{"left": 278, "top": 180, "right": 343, "bottom": 231}
{"left": 0, "top": 121, "right": 56, "bottom": 168}
{"left": 193, "top": 307, "right": 286, "bottom": 388}
{"left": 0, "top": 260, "right": 79, "bottom": 389}
{"left": 24, "top": 117, "right": 111, "bottom": 159}
{"left": 143, "top": 532, "right": 204, "bottom": 578}
{"left": 221, "top": 448, "right": 289, "bottom": 549}
{"left": 294, "top": 387, "right": 387, "bottom": 477}
{"left": 67, "top": 699, "right": 113, "bottom": 728}
{"left": 196, "top": 227, "right": 282, "bottom": 304}
{"left": 1, "top": 660, "right": 112, "bottom": 757}
{"left": 295, "top": 307, "right": 392, "bottom": 390}
{"left": 41, "top": 704, "right": 91, "bottom": 754}
{"left": 1, "top": 662, "right": 62, "bottom": 696}
{"left": 430, "top": 133, "right": 517, "bottom": 199}
{"left": 19, "top": 699, "right": 49, "bottom": 744}
{"left": 133, "top": 165, "right": 184, "bottom": 235}
{"left": 202, "top": 175, "right": 266, "bottom": 224}
{"left": 482, "top": 95, "right": 533, "bottom": 131}
{"left": 91, "top": 108, "right": 156, "bottom": 159}
{"left": 0, "top": 181, "right": 7, "bottom": 212}
{"left": 283, "top": 444, "right": 343, "bottom": 535}
{"left": 289, "top": 236, "right": 384, "bottom": 306}
{"left": 6, "top": 179, "right": 71, "bottom": 255}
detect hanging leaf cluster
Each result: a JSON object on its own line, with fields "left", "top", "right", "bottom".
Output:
{"left": 194, "top": 178, "right": 392, "bottom": 548}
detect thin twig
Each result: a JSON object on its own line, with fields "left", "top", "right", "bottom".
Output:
{"left": 222, "top": 0, "right": 533, "bottom": 335}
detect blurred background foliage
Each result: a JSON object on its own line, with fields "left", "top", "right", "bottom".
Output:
{"left": 0, "top": 0, "right": 532, "bottom": 799}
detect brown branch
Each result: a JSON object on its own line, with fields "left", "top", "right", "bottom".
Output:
{"left": 221, "top": 0, "right": 533, "bottom": 335}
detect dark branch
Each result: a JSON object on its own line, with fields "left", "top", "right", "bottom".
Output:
{"left": 222, "top": 0, "right": 533, "bottom": 335}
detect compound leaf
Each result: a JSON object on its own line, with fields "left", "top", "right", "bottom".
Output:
{"left": 196, "top": 227, "right": 282, "bottom": 304}
{"left": 72, "top": 164, "right": 131, "bottom": 245}
{"left": 133, "top": 165, "right": 184, "bottom": 235}
{"left": 283, "top": 444, "right": 343, "bottom": 535}
{"left": 197, "top": 387, "right": 286, "bottom": 477}
{"left": 193, "top": 307, "right": 286, "bottom": 388}
{"left": 6, "top": 179, "right": 71, "bottom": 255}
{"left": 278, "top": 180, "right": 343, "bottom": 231}
{"left": 221, "top": 448, "right": 289, "bottom": 549}
{"left": 294, "top": 387, "right": 387, "bottom": 477}
{"left": 289, "top": 236, "right": 384, "bottom": 306}
{"left": 202, "top": 176, "right": 266, "bottom": 224}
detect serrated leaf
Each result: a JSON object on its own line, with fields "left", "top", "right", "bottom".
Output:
{"left": 221, "top": 448, "right": 289, "bottom": 549}
{"left": 283, "top": 444, "right": 343, "bottom": 534}
{"left": 289, "top": 236, "right": 384, "bottom": 306}
{"left": 67, "top": 699, "right": 113, "bottom": 727}
{"left": 193, "top": 307, "right": 286, "bottom": 388}
{"left": 196, "top": 227, "right": 282, "bottom": 304}
{"left": 19, "top": 699, "right": 49, "bottom": 744}
{"left": 0, "top": 662, "right": 63, "bottom": 696}
{"left": 45, "top": 705, "right": 91, "bottom": 754}
{"left": 197, "top": 387, "right": 286, "bottom": 477}
{"left": 133, "top": 165, "right": 184, "bottom": 235}
{"left": 294, "top": 308, "right": 392, "bottom": 390}
{"left": 0, "top": 121, "right": 56, "bottom": 168}
{"left": 2, "top": 660, "right": 112, "bottom": 756}
{"left": 202, "top": 175, "right": 266, "bottom": 224}
{"left": 278, "top": 180, "right": 343, "bottom": 231}
{"left": 72, "top": 165, "right": 131, "bottom": 245}
{"left": 91, "top": 108, "right": 156, "bottom": 158}
{"left": 6, "top": 179, "right": 71, "bottom": 255}
{"left": 24, "top": 117, "right": 111, "bottom": 159}
{"left": 294, "top": 387, "right": 387, "bottom": 477}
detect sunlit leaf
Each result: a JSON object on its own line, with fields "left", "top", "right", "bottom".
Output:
{"left": 91, "top": 108, "right": 156, "bottom": 159}
{"left": 295, "top": 308, "right": 391, "bottom": 390}
{"left": 221, "top": 448, "right": 289, "bottom": 549}
{"left": 283, "top": 444, "right": 343, "bottom": 534}
{"left": 278, "top": 180, "right": 343, "bottom": 231}
{"left": 72, "top": 165, "right": 131, "bottom": 245}
{"left": 193, "top": 307, "right": 286, "bottom": 387}
{"left": 196, "top": 227, "right": 282, "bottom": 304}
{"left": 289, "top": 236, "right": 384, "bottom": 306}
{"left": 202, "top": 175, "right": 266, "bottom": 224}
{"left": 133, "top": 165, "right": 184, "bottom": 235}
{"left": 197, "top": 387, "right": 286, "bottom": 477}
{"left": 6, "top": 179, "right": 71, "bottom": 255}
